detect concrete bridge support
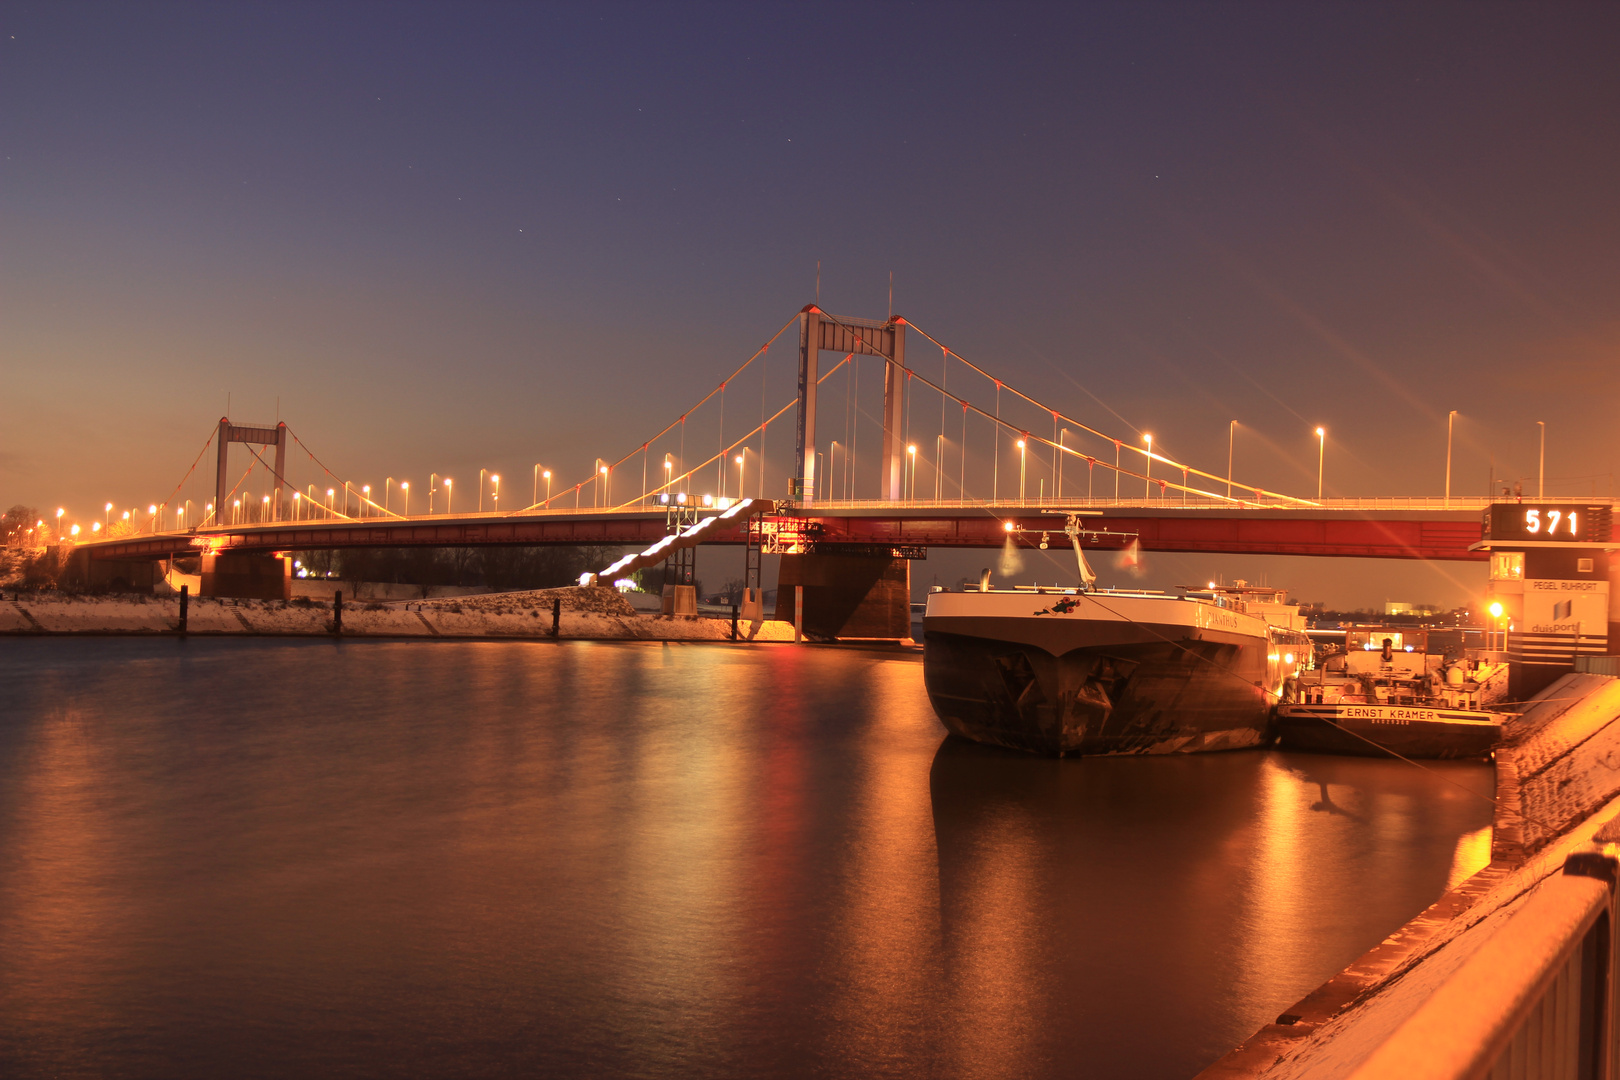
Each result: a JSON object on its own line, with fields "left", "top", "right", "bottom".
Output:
{"left": 773, "top": 553, "right": 910, "bottom": 641}
{"left": 200, "top": 552, "right": 291, "bottom": 601}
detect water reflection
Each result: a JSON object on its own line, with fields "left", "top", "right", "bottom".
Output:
{"left": 0, "top": 639, "right": 1491, "bottom": 1080}
{"left": 929, "top": 740, "right": 1495, "bottom": 1077}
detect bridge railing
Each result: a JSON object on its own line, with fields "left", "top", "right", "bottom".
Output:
{"left": 1346, "top": 841, "right": 1620, "bottom": 1080}
{"left": 804, "top": 496, "right": 1524, "bottom": 512}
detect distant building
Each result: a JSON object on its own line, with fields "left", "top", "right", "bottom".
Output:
{"left": 1384, "top": 601, "right": 1442, "bottom": 616}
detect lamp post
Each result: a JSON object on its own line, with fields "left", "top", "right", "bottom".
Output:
{"left": 1445, "top": 410, "right": 1457, "bottom": 508}
{"left": 1315, "top": 427, "right": 1325, "bottom": 501}
{"left": 55, "top": 507, "right": 64, "bottom": 539}
{"left": 908, "top": 444, "right": 918, "bottom": 502}
{"left": 232, "top": 500, "right": 240, "bottom": 526}
{"left": 1143, "top": 434, "right": 1153, "bottom": 498}
{"left": 400, "top": 481, "right": 410, "bottom": 517}
{"left": 543, "top": 470, "right": 552, "bottom": 504}
{"left": 491, "top": 474, "right": 499, "bottom": 511}
{"left": 1227, "top": 421, "right": 1237, "bottom": 500}
{"left": 262, "top": 495, "right": 271, "bottom": 523}
{"left": 1537, "top": 421, "right": 1545, "bottom": 498}
{"left": 479, "top": 469, "right": 487, "bottom": 512}
{"left": 429, "top": 474, "right": 438, "bottom": 514}
{"left": 385, "top": 478, "right": 393, "bottom": 515}
{"left": 444, "top": 477, "right": 452, "bottom": 515}
{"left": 326, "top": 488, "right": 335, "bottom": 515}
{"left": 293, "top": 491, "right": 301, "bottom": 520}
{"left": 362, "top": 484, "right": 371, "bottom": 518}
{"left": 936, "top": 433, "right": 945, "bottom": 501}
{"left": 1015, "top": 439, "right": 1026, "bottom": 503}
{"left": 599, "top": 463, "right": 609, "bottom": 507}
{"left": 735, "top": 454, "right": 745, "bottom": 501}
{"left": 663, "top": 454, "right": 673, "bottom": 498}
{"left": 104, "top": 502, "right": 112, "bottom": 529}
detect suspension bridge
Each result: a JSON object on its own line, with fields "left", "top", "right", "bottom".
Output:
{"left": 60, "top": 303, "right": 1613, "bottom": 639}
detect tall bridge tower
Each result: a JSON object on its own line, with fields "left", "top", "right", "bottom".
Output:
{"left": 794, "top": 306, "right": 907, "bottom": 504}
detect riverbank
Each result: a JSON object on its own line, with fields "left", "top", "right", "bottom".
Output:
{"left": 1201, "top": 670, "right": 1620, "bottom": 1079}
{"left": 0, "top": 586, "right": 802, "bottom": 643}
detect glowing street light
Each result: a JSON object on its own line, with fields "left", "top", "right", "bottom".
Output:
{"left": 400, "top": 481, "right": 410, "bottom": 517}
{"left": 599, "top": 463, "right": 609, "bottom": 508}
{"left": 362, "top": 484, "right": 371, "bottom": 518}
{"left": 443, "top": 477, "right": 453, "bottom": 515}
{"left": 104, "top": 502, "right": 113, "bottom": 529}
{"left": 1315, "top": 427, "right": 1326, "bottom": 500}
{"left": 1445, "top": 410, "right": 1457, "bottom": 508}
{"left": 1015, "top": 439, "right": 1026, "bottom": 504}
{"left": 148, "top": 505, "right": 157, "bottom": 534}
{"left": 92, "top": 521, "right": 101, "bottom": 533}
{"left": 1142, "top": 434, "right": 1153, "bottom": 498}
{"left": 293, "top": 491, "right": 302, "bottom": 520}
{"left": 908, "top": 444, "right": 918, "bottom": 502}
{"left": 70, "top": 523, "right": 80, "bottom": 537}
{"left": 263, "top": 494, "right": 271, "bottom": 523}
{"left": 232, "top": 499, "right": 241, "bottom": 525}
{"left": 491, "top": 474, "right": 499, "bottom": 511}
{"left": 55, "top": 507, "right": 63, "bottom": 540}
{"left": 735, "top": 454, "right": 745, "bottom": 502}
{"left": 326, "top": 488, "right": 335, "bottom": 514}
{"left": 542, "top": 470, "right": 551, "bottom": 504}
{"left": 429, "top": 474, "right": 438, "bottom": 513}
{"left": 479, "top": 468, "right": 488, "bottom": 512}
{"left": 1227, "top": 421, "right": 1237, "bottom": 500}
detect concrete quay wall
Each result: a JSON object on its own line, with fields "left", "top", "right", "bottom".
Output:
{"left": 1201, "top": 671, "right": 1620, "bottom": 1079}
{"left": 0, "top": 589, "right": 800, "bottom": 643}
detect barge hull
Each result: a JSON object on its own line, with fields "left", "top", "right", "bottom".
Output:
{"left": 923, "top": 629, "right": 1273, "bottom": 756}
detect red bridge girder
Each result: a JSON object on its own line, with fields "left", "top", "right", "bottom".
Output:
{"left": 811, "top": 511, "right": 1485, "bottom": 561}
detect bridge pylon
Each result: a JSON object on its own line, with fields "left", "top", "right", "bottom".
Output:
{"left": 795, "top": 306, "right": 907, "bottom": 504}
{"left": 213, "top": 418, "right": 288, "bottom": 525}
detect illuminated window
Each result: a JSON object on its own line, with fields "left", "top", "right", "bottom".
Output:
{"left": 1578, "top": 558, "right": 1594, "bottom": 574}
{"left": 1490, "top": 552, "right": 1524, "bottom": 581}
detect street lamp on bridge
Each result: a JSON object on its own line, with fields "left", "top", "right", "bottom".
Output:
{"left": 1015, "top": 439, "right": 1026, "bottom": 504}
{"left": 735, "top": 455, "right": 745, "bottom": 503}
{"left": 1143, "top": 434, "right": 1153, "bottom": 498}
{"left": 444, "top": 477, "right": 452, "bottom": 515}
{"left": 1315, "top": 427, "right": 1326, "bottom": 501}
{"left": 479, "top": 469, "right": 488, "bottom": 512}
{"left": 491, "top": 474, "right": 499, "bottom": 511}
{"left": 1445, "top": 410, "right": 1457, "bottom": 508}
{"left": 429, "top": 474, "right": 438, "bottom": 513}
{"left": 400, "top": 481, "right": 410, "bottom": 517}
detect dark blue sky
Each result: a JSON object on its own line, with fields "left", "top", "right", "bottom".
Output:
{"left": 5, "top": 2, "right": 1619, "bottom": 604}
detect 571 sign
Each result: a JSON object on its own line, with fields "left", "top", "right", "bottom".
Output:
{"left": 1484, "top": 503, "right": 1611, "bottom": 544}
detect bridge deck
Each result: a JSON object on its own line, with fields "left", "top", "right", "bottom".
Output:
{"left": 66, "top": 496, "right": 1556, "bottom": 562}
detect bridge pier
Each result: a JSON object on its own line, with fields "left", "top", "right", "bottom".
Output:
{"left": 774, "top": 553, "right": 910, "bottom": 642}
{"left": 200, "top": 552, "right": 291, "bottom": 601}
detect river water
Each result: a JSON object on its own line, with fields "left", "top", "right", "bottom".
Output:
{"left": 0, "top": 638, "right": 1493, "bottom": 1079}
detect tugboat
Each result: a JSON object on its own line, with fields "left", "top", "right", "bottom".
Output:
{"left": 922, "top": 514, "right": 1312, "bottom": 756}
{"left": 1275, "top": 626, "right": 1508, "bottom": 759}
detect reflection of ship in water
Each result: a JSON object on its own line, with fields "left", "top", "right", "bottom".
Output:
{"left": 926, "top": 736, "right": 1496, "bottom": 1076}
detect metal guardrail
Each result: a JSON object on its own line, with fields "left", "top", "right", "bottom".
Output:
{"left": 1576, "top": 656, "right": 1620, "bottom": 678}
{"left": 1348, "top": 833, "right": 1620, "bottom": 1080}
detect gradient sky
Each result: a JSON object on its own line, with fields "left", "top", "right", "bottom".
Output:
{"left": 5, "top": 2, "right": 1619, "bottom": 606}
